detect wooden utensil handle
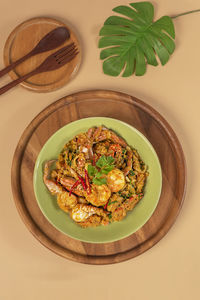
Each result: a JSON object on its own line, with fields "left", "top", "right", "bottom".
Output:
{"left": 0, "top": 69, "right": 38, "bottom": 95}
{"left": 0, "top": 51, "right": 33, "bottom": 78}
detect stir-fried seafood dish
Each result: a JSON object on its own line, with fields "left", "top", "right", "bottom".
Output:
{"left": 43, "top": 126, "right": 148, "bottom": 227}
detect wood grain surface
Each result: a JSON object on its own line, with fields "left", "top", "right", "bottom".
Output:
{"left": 3, "top": 17, "right": 81, "bottom": 92}
{"left": 11, "top": 90, "right": 186, "bottom": 264}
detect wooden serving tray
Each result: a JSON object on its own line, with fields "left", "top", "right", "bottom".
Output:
{"left": 11, "top": 90, "right": 186, "bottom": 264}
{"left": 4, "top": 17, "right": 81, "bottom": 92}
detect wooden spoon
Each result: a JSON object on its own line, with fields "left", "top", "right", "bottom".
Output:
{"left": 0, "top": 43, "right": 78, "bottom": 95}
{"left": 0, "top": 26, "right": 70, "bottom": 78}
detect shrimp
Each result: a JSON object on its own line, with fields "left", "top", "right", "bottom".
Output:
{"left": 108, "top": 144, "right": 123, "bottom": 165}
{"left": 123, "top": 149, "right": 133, "bottom": 176}
{"left": 45, "top": 159, "right": 84, "bottom": 196}
{"left": 75, "top": 132, "right": 93, "bottom": 159}
{"left": 57, "top": 191, "right": 77, "bottom": 212}
{"left": 67, "top": 166, "right": 79, "bottom": 179}
{"left": 110, "top": 131, "right": 127, "bottom": 147}
{"left": 74, "top": 130, "right": 93, "bottom": 160}
{"left": 92, "top": 126, "right": 111, "bottom": 143}
{"left": 77, "top": 197, "right": 88, "bottom": 204}
{"left": 44, "top": 161, "right": 78, "bottom": 211}
{"left": 107, "top": 168, "right": 125, "bottom": 193}
{"left": 72, "top": 153, "right": 86, "bottom": 171}
{"left": 43, "top": 160, "right": 63, "bottom": 194}
{"left": 59, "top": 177, "right": 84, "bottom": 196}
{"left": 91, "top": 126, "right": 127, "bottom": 147}
{"left": 79, "top": 144, "right": 93, "bottom": 160}
{"left": 71, "top": 204, "right": 104, "bottom": 222}
{"left": 87, "top": 127, "right": 95, "bottom": 138}
{"left": 85, "top": 184, "right": 111, "bottom": 207}
{"left": 108, "top": 144, "right": 122, "bottom": 157}
{"left": 92, "top": 126, "right": 104, "bottom": 141}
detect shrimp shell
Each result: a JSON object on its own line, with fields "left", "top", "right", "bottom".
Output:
{"left": 60, "top": 177, "right": 84, "bottom": 196}
{"left": 85, "top": 184, "right": 111, "bottom": 207}
{"left": 71, "top": 204, "right": 103, "bottom": 222}
{"left": 43, "top": 160, "right": 63, "bottom": 194}
{"left": 57, "top": 192, "right": 77, "bottom": 212}
{"left": 107, "top": 168, "right": 125, "bottom": 192}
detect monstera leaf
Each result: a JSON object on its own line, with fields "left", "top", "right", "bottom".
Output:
{"left": 99, "top": 2, "right": 175, "bottom": 76}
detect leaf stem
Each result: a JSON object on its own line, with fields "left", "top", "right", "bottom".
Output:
{"left": 171, "top": 9, "right": 200, "bottom": 19}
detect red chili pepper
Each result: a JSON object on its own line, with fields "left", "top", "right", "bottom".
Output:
{"left": 78, "top": 175, "right": 87, "bottom": 190}
{"left": 69, "top": 179, "right": 81, "bottom": 196}
{"left": 85, "top": 169, "right": 91, "bottom": 194}
{"left": 104, "top": 201, "right": 109, "bottom": 210}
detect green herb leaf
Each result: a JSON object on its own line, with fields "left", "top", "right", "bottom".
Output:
{"left": 99, "top": 2, "right": 175, "bottom": 77}
{"left": 91, "top": 155, "right": 115, "bottom": 185}
{"left": 95, "top": 156, "right": 103, "bottom": 168}
{"left": 96, "top": 155, "right": 107, "bottom": 168}
{"left": 95, "top": 172, "right": 103, "bottom": 179}
{"left": 93, "top": 177, "right": 107, "bottom": 185}
{"left": 101, "top": 165, "right": 114, "bottom": 174}
{"left": 129, "top": 170, "right": 135, "bottom": 176}
{"left": 88, "top": 165, "right": 98, "bottom": 177}
{"left": 106, "top": 156, "right": 115, "bottom": 165}
{"left": 96, "top": 155, "right": 115, "bottom": 168}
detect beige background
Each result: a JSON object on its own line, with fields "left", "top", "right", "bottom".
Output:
{"left": 0, "top": 0, "right": 199, "bottom": 299}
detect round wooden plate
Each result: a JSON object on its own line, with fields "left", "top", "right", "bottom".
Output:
{"left": 11, "top": 90, "right": 186, "bottom": 264}
{"left": 3, "top": 17, "right": 81, "bottom": 92}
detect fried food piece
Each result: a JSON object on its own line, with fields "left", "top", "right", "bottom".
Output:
{"left": 43, "top": 160, "right": 63, "bottom": 195}
{"left": 85, "top": 184, "right": 111, "bottom": 207}
{"left": 71, "top": 204, "right": 107, "bottom": 223}
{"left": 57, "top": 192, "right": 77, "bottom": 212}
{"left": 107, "top": 168, "right": 125, "bottom": 192}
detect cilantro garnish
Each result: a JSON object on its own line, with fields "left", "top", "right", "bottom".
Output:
{"left": 93, "top": 177, "right": 107, "bottom": 185}
{"left": 87, "top": 155, "right": 115, "bottom": 185}
{"left": 87, "top": 165, "right": 98, "bottom": 177}
{"left": 96, "top": 155, "right": 115, "bottom": 169}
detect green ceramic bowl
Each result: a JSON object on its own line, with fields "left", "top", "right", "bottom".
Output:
{"left": 33, "top": 117, "right": 162, "bottom": 243}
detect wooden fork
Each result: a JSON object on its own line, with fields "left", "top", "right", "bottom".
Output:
{"left": 0, "top": 42, "right": 78, "bottom": 95}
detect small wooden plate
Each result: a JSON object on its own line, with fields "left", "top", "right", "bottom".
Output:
{"left": 3, "top": 17, "right": 81, "bottom": 92}
{"left": 11, "top": 90, "right": 186, "bottom": 264}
